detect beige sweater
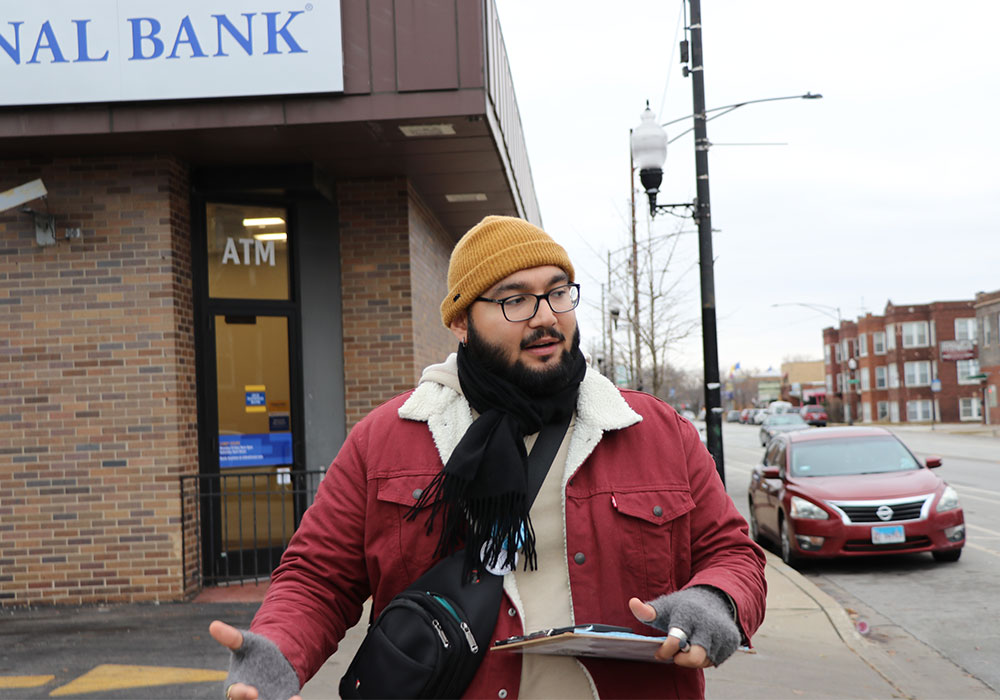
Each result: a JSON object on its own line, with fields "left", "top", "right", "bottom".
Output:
{"left": 419, "top": 356, "right": 597, "bottom": 699}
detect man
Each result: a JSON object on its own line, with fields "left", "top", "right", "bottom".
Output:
{"left": 211, "top": 215, "right": 767, "bottom": 700}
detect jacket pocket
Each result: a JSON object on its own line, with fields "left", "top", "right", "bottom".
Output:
{"left": 376, "top": 474, "right": 441, "bottom": 508}
{"left": 611, "top": 488, "right": 695, "bottom": 598}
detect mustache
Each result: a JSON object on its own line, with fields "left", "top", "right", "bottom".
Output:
{"left": 521, "top": 328, "right": 565, "bottom": 349}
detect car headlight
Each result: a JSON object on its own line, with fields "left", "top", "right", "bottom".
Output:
{"left": 790, "top": 496, "right": 829, "bottom": 520}
{"left": 936, "top": 485, "right": 960, "bottom": 512}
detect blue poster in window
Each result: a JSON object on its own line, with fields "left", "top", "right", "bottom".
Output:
{"left": 219, "top": 432, "right": 293, "bottom": 468}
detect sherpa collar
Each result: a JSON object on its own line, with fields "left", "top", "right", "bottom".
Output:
{"left": 398, "top": 356, "right": 642, "bottom": 477}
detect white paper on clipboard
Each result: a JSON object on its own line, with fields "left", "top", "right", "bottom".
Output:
{"left": 491, "top": 627, "right": 672, "bottom": 664}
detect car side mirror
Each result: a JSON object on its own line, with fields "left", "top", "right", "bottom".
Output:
{"left": 925, "top": 456, "right": 942, "bottom": 468}
{"left": 761, "top": 466, "right": 780, "bottom": 479}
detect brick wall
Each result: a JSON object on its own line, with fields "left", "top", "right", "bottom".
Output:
{"left": 408, "top": 187, "right": 459, "bottom": 374}
{"left": 0, "top": 155, "right": 196, "bottom": 607}
{"left": 337, "top": 178, "right": 461, "bottom": 430}
{"left": 338, "top": 177, "right": 417, "bottom": 429}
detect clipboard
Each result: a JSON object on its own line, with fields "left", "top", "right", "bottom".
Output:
{"left": 491, "top": 624, "right": 672, "bottom": 664}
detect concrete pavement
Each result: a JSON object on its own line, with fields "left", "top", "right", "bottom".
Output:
{"left": 2, "top": 550, "right": 995, "bottom": 700}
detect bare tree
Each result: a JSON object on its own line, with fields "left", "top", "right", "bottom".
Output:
{"left": 601, "top": 219, "right": 699, "bottom": 397}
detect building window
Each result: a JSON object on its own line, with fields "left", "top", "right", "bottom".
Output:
{"left": 959, "top": 397, "right": 982, "bottom": 421}
{"left": 834, "top": 343, "right": 841, "bottom": 363}
{"left": 836, "top": 373, "right": 843, "bottom": 392}
{"left": 889, "top": 402, "right": 900, "bottom": 422}
{"left": 860, "top": 367, "right": 870, "bottom": 391}
{"left": 877, "top": 401, "right": 890, "bottom": 420}
{"left": 904, "top": 361, "right": 931, "bottom": 387}
{"left": 826, "top": 374, "right": 833, "bottom": 394}
{"left": 957, "top": 359, "right": 981, "bottom": 384}
{"left": 888, "top": 363, "right": 900, "bottom": 389}
{"left": 955, "top": 318, "right": 977, "bottom": 343}
{"left": 984, "top": 316, "right": 993, "bottom": 347}
{"left": 902, "top": 321, "right": 929, "bottom": 348}
{"left": 859, "top": 333, "right": 868, "bottom": 356}
{"left": 862, "top": 402, "right": 872, "bottom": 422}
{"left": 825, "top": 344, "right": 832, "bottom": 363}
{"left": 872, "top": 331, "right": 886, "bottom": 354}
{"left": 841, "top": 339, "right": 850, "bottom": 361}
{"left": 875, "top": 366, "right": 887, "bottom": 389}
{"left": 907, "top": 400, "right": 933, "bottom": 421}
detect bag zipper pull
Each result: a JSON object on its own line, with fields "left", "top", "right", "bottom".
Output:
{"left": 431, "top": 618, "right": 450, "bottom": 648}
{"left": 460, "top": 621, "right": 479, "bottom": 653}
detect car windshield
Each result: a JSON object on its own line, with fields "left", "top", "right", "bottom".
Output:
{"left": 769, "top": 414, "right": 806, "bottom": 425}
{"left": 790, "top": 436, "right": 921, "bottom": 477}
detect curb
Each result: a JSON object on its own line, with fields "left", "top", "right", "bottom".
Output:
{"left": 762, "top": 551, "right": 910, "bottom": 697}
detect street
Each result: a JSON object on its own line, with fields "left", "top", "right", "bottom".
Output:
{"left": 720, "top": 421, "right": 1000, "bottom": 694}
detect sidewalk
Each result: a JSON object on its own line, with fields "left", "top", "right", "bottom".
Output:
{"left": 297, "top": 551, "right": 998, "bottom": 699}
{"left": 2, "top": 551, "right": 995, "bottom": 699}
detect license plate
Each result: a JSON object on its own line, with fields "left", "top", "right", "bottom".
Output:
{"left": 871, "top": 524, "right": 905, "bottom": 544}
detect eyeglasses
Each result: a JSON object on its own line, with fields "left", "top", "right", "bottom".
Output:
{"left": 475, "top": 283, "right": 581, "bottom": 322}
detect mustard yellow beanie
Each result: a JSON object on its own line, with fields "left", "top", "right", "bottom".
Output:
{"left": 440, "top": 215, "right": 575, "bottom": 327}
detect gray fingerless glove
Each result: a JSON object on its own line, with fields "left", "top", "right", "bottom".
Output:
{"left": 645, "top": 586, "right": 741, "bottom": 665}
{"left": 226, "top": 629, "right": 300, "bottom": 700}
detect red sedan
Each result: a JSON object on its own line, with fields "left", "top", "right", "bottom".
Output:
{"left": 748, "top": 427, "right": 965, "bottom": 566}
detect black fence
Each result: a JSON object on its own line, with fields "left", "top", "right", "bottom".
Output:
{"left": 180, "top": 469, "right": 326, "bottom": 588}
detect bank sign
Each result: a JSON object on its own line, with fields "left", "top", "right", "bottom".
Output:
{"left": 0, "top": 1, "right": 343, "bottom": 106}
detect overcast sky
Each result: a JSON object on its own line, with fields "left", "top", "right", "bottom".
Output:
{"left": 495, "top": 0, "right": 1000, "bottom": 376}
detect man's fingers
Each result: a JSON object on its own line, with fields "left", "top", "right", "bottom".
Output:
{"left": 628, "top": 597, "right": 657, "bottom": 623}
{"left": 209, "top": 620, "right": 244, "bottom": 652}
{"left": 225, "top": 682, "right": 259, "bottom": 700}
{"left": 658, "top": 641, "right": 713, "bottom": 668}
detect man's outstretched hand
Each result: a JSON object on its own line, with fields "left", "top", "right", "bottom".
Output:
{"left": 628, "top": 597, "right": 714, "bottom": 668}
{"left": 209, "top": 620, "right": 302, "bottom": 700}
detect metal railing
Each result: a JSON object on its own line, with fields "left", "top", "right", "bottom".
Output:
{"left": 181, "top": 469, "right": 326, "bottom": 588}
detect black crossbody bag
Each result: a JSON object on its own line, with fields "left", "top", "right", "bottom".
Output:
{"left": 339, "top": 416, "right": 570, "bottom": 700}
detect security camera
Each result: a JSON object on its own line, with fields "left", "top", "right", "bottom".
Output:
{"left": 0, "top": 179, "right": 47, "bottom": 215}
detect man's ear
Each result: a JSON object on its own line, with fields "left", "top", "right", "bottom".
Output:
{"left": 449, "top": 312, "right": 468, "bottom": 343}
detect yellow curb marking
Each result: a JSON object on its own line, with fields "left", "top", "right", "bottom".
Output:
{"left": 49, "top": 664, "right": 227, "bottom": 696}
{"left": 0, "top": 676, "right": 55, "bottom": 689}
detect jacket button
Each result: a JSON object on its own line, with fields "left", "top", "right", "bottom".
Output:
{"left": 507, "top": 607, "right": 516, "bottom": 617}
{"left": 653, "top": 505, "right": 663, "bottom": 517}
{"left": 498, "top": 690, "right": 508, "bottom": 699}
{"left": 412, "top": 488, "right": 423, "bottom": 500}
{"left": 574, "top": 552, "right": 585, "bottom": 565}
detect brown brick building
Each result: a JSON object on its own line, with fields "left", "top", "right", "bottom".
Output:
{"left": 822, "top": 299, "right": 981, "bottom": 425}
{"left": 974, "top": 289, "right": 1000, "bottom": 424}
{"left": 1, "top": 1, "right": 539, "bottom": 606}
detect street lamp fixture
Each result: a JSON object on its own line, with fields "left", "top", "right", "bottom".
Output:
{"left": 846, "top": 357, "right": 858, "bottom": 426}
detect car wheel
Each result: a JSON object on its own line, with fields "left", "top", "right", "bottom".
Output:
{"left": 932, "top": 549, "right": 962, "bottom": 563}
{"left": 779, "top": 516, "right": 798, "bottom": 567}
{"left": 747, "top": 499, "right": 761, "bottom": 543}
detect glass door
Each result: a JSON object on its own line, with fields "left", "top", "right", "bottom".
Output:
{"left": 196, "top": 200, "right": 304, "bottom": 582}
{"left": 214, "top": 314, "right": 295, "bottom": 573}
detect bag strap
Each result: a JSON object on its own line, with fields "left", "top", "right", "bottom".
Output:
{"left": 525, "top": 413, "right": 572, "bottom": 508}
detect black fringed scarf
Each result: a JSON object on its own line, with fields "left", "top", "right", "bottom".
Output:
{"left": 407, "top": 343, "right": 587, "bottom": 579}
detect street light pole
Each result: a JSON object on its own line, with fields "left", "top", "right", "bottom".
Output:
{"left": 687, "top": 0, "right": 724, "bottom": 483}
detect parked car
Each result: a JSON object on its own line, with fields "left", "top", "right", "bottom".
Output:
{"left": 726, "top": 409, "right": 742, "bottom": 423}
{"left": 759, "top": 413, "right": 810, "bottom": 446}
{"left": 752, "top": 408, "right": 769, "bottom": 425}
{"left": 800, "top": 405, "right": 828, "bottom": 427}
{"left": 739, "top": 408, "right": 753, "bottom": 424}
{"left": 766, "top": 400, "right": 794, "bottom": 415}
{"left": 747, "top": 427, "right": 965, "bottom": 566}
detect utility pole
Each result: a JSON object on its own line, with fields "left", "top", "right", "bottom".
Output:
{"left": 688, "top": 0, "right": 725, "bottom": 484}
{"left": 629, "top": 130, "right": 642, "bottom": 392}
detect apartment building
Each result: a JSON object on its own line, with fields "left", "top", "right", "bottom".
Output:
{"left": 974, "top": 289, "right": 1000, "bottom": 424}
{"left": 822, "top": 299, "right": 981, "bottom": 424}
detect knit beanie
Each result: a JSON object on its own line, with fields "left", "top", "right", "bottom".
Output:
{"left": 440, "top": 215, "right": 575, "bottom": 327}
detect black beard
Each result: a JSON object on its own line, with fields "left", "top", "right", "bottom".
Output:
{"left": 465, "top": 317, "right": 582, "bottom": 397}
